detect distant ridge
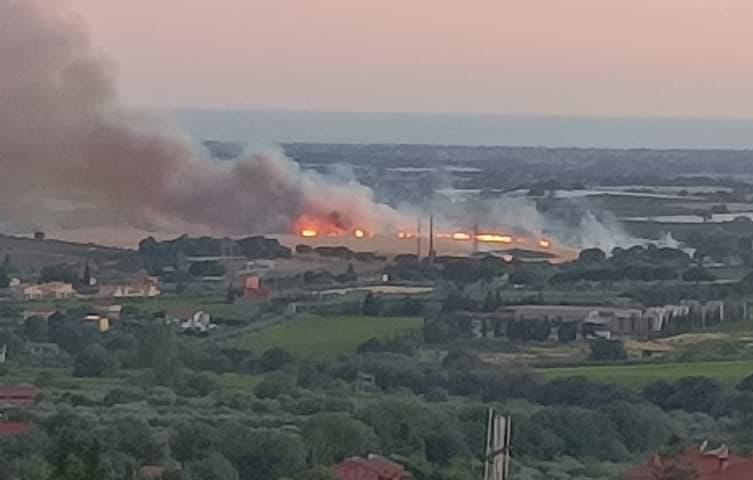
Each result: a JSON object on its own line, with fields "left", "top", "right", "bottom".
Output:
{"left": 176, "top": 109, "right": 753, "bottom": 150}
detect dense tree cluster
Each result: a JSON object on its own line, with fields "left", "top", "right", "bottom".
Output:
{"left": 138, "top": 235, "right": 291, "bottom": 275}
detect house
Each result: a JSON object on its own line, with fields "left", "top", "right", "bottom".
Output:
{"left": 0, "top": 386, "right": 38, "bottom": 406}
{"left": 624, "top": 444, "right": 753, "bottom": 480}
{"left": 83, "top": 314, "right": 111, "bottom": 332}
{"left": 242, "top": 276, "right": 271, "bottom": 300}
{"left": 22, "top": 310, "right": 56, "bottom": 321}
{"left": 99, "top": 278, "right": 160, "bottom": 298}
{"left": 237, "top": 259, "right": 276, "bottom": 274}
{"left": 140, "top": 466, "right": 166, "bottom": 480}
{"left": 644, "top": 304, "right": 691, "bottom": 331}
{"left": 24, "top": 342, "right": 62, "bottom": 358}
{"left": 21, "top": 282, "right": 75, "bottom": 300}
{"left": 0, "top": 422, "right": 33, "bottom": 437}
{"left": 496, "top": 305, "right": 646, "bottom": 337}
{"left": 333, "top": 455, "right": 412, "bottom": 480}
{"left": 92, "top": 304, "right": 123, "bottom": 320}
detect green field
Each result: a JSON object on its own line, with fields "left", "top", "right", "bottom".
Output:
{"left": 121, "top": 296, "right": 253, "bottom": 320}
{"left": 708, "top": 318, "right": 753, "bottom": 334}
{"left": 538, "top": 359, "right": 753, "bottom": 389}
{"left": 235, "top": 315, "right": 423, "bottom": 356}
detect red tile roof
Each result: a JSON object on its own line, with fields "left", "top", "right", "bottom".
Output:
{"left": 0, "top": 386, "right": 38, "bottom": 406}
{"left": 140, "top": 466, "right": 166, "bottom": 479}
{"left": 0, "top": 422, "right": 33, "bottom": 436}
{"left": 624, "top": 447, "right": 753, "bottom": 480}
{"left": 334, "top": 455, "right": 412, "bottom": 480}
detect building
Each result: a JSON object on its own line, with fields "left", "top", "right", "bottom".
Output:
{"left": 0, "top": 422, "right": 32, "bottom": 437}
{"left": 83, "top": 314, "right": 111, "bottom": 332}
{"left": 0, "top": 386, "right": 38, "bottom": 406}
{"left": 242, "top": 276, "right": 271, "bottom": 300}
{"left": 23, "top": 342, "right": 65, "bottom": 365}
{"left": 98, "top": 278, "right": 160, "bottom": 298}
{"left": 624, "top": 445, "right": 753, "bottom": 480}
{"left": 22, "top": 310, "right": 56, "bottom": 321}
{"left": 92, "top": 304, "right": 123, "bottom": 320}
{"left": 237, "top": 259, "right": 276, "bottom": 274}
{"left": 644, "top": 304, "right": 691, "bottom": 331}
{"left": 333, "top": 455, "right": 412, "bottom": 480}
{"left": 25, "top": 343, "right": 59, "bottom": 356}
{"left": 140, "top": 466, "right": 167, "bottom": 480}
{"left": 21, "top": 282, "right": 75, "bottom": 300}
{"left": 496, "top": 305, "right": 647, "bottom": 337}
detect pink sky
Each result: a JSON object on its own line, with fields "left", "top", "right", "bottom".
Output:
{"left": 68, "top": 0, "right": 753, "bottom": 117}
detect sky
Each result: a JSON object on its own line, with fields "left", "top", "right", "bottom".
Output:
{"left": 67, "top": 0, "right": 753, "bottom": 118}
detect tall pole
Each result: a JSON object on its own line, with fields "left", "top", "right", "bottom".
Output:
{"left": 416, "top": 217, "right": 422, "bottom": 258}
{"left": 473, "top": 217, "right": 480, "bottom": 254}
{"left": 504, "top": 415, "right": 512, "bottom": 480}
{"left": 428, "top": 214, "right": 436, "bottom": 260}
{"left": 483, "top": 408, "right": 493, "bottom": 480}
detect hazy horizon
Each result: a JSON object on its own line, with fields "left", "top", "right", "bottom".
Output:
{"left": 175, "top": 109, "right": 753, "bottom": 150}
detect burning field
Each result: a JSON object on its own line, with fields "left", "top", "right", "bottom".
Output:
{"left": 283, "top": 215, "right": 572, "bottom": 260}
{"left": 0, "top": 0, "right": 599, "bottom": 261}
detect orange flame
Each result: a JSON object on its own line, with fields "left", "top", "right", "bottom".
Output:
{"left": 476, "top": 234, "right": 513, "bottom": 243}
{"left": 451, "top": 232, "right": 472, "bottom": 241}
{"left": 300, "top": 229, "right": 319, "bottom": 238}
{"left": 353, "top": 228, "right": 366, "bottom": 239}
{"left": 538, "top": 239, "right": 552, "bottom": 248}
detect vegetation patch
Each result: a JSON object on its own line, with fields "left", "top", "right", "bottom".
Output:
{"left": 234, "top": 315, "right": 423, "bottom": 355}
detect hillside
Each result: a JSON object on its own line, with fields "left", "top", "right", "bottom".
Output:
{"left": 0, "top": 234, "right": 143, "bottom": 279}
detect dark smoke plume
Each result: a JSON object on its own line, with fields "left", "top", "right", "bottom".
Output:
{"left": 0, "top": 0, "right": 405, "bottom": 234}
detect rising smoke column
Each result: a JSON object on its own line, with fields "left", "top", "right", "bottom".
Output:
{"left": 0, "top": 0, "right": 405, "bottom": 234}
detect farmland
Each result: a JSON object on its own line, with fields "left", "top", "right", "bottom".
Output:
{"left": 234, "top": 315, "right": 423, "bottom": 355}
{"left": 538, "top": 358, "right": 753, "bottom": 389}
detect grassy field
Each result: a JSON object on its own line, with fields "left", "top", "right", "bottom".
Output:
{"left": 708, "top": 318, "right": 753, "bottom": 334}
{"left": 538, "top": 359, "right": 753, "bottom": 389}
{"left": 234, "top": 315, "right": 423, "bottom": 356}
{"left": 121, "top": 296, "right": 253, "bottom": 320}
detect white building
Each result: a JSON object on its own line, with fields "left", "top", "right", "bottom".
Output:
{"left": 21, "top": 282, "right": 75, "bottom": 300}
{"left": 99, "top": 278, "right": 160, "bottom": 298}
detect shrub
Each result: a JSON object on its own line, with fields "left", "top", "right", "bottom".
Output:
{"left": 254, "top": 374, "right": 296, "bottom": 399}
{"left": 258, "top": 347, "right": 295, "bottom": 373}
{"left": 179, "top": 371, "right": 222, "bottom": 397}
{"left": 589, "top": 339, "right": 627, "bottom": 361}
{"left": 146, "top": 386, "right": 176, "bottom": 406}
{"left": 103, "top": 388, "right": 145, "bottom": 406}
{"left": 73, "top": 345, "right": 118, "bottom": 378}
